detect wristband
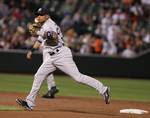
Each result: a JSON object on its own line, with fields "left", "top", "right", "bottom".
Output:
{"left": 31, "top": 48, "right": 36, "bottom": 53}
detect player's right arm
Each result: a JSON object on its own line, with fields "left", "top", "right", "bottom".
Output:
{"left": 26, "top": 40, "right": 41, "bottom": 59}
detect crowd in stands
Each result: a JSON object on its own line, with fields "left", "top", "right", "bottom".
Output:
{"left": 0, "top": 0, "right": 149, "bottom": 58}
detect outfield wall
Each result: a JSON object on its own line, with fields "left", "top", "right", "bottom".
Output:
{"left": 0, "top": 50, "right": 150, "bottom": 78}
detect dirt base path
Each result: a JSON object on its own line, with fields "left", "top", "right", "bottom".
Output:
{"left": 0, "top": 92, "right": 149, "bottom": 118}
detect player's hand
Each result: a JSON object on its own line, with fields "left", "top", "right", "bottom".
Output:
{"left": 26, "top": 51, "right": 32, "bottom": 59}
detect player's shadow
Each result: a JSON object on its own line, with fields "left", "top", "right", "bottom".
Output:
{"left": 34, "top": 109, "right": 119, "bottom": 117}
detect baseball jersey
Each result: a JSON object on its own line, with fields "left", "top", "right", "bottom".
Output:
{"left": 37, "top": 18, "right": 64, "bottom": 48}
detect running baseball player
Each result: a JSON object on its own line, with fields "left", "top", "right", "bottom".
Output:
{"left": 16, "top": 7, "right": 110, "bottom": 111}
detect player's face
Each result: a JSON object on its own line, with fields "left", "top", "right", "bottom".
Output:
{"left": 36, "top": 15, "right": 48, "bottom": 23}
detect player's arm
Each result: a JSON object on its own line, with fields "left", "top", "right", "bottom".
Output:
{"left": 26, "top": 40, "right": 41, "bottom": 59}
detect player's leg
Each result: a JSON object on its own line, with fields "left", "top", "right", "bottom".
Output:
{"left": 42, "top": 74, "right": 59, "bottom": 98}
{"left": 55, "top": 47, "right": 110, "bottom": 103}
{"left": 42, "top": 48, "right": 59, "bottom": 98}
{"left": 57, "top": 59, "right": 107, "bottom": 95}
{"left": 25, "top": 61, "right": 56, "bottom": 109}
{"left": 46, "top": 74, "right": 56, "bottom": 90}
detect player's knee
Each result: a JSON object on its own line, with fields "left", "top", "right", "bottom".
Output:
{"left": 34, "top": 72, "right": 45, "bottom": 80}
{"left": 72, "top": 73, "right": 83, "bottom": 83}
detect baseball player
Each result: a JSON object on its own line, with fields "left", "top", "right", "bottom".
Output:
{"left": 16, "top": 7, "right": 110, "bottom": 111}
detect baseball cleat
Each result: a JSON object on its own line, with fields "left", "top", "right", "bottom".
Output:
{"left": 16, "top": 98, "right": 33, "bottom": 111}
{"left": 42, "top": 86, "right": 59, "bottom": 98}
{"left": 103, "top": 87, "right": 110, "bottom": 104}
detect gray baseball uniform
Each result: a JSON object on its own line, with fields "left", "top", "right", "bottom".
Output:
{"left": 41, "top": 42, "right": 56, "bottom": 90}
{"left": 46, "top": 74, "right": 56, "bottom": 90}
{"left": 26, "top": 18, "right": 108, "bottom": 109}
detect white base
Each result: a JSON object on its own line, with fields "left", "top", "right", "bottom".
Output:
{"left": 120, "top": 109, "right": 149, "bottom": 114}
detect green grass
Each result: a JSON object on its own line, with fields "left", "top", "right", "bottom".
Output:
{"left": 0, "top": 73, "right": 150, "bottom": 102}
{"left": 0, "top": 105, "right": 21, "bottom": 111}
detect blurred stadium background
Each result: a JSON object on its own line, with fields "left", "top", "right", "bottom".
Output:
{"left": 0, "top": 0, "right": 149, "bottom": 56}
{"left": 0, "top": 0, "right": 150, "bottom": 57}
{"left": 0, "top": 0, "right": 150, "bottom": 78}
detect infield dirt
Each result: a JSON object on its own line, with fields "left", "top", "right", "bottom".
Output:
{"left": 0, "top": 92, "right": 149, "bottom": 118}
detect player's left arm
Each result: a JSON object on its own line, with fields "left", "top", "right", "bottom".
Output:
{"left": 26, "top": 40, "right": 41, "bottom": 59}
